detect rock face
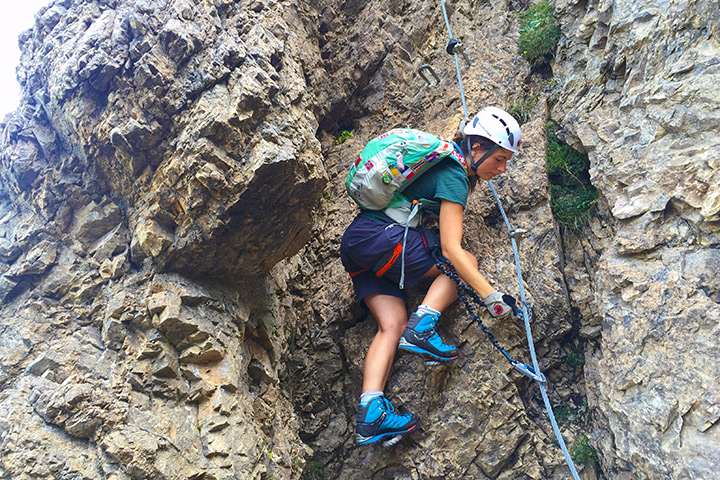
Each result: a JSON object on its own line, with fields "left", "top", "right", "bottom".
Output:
{"left": 1, "top": 1, "right": 325, "bottom": 478}
{"left": 1, "top": 0, "right": 716, "bottom": 479}
{"left": 6, "top": 0, "right": 325, "bottom": 277}
{"left": 551, "top": 0, "right": 720, "bottom": 478}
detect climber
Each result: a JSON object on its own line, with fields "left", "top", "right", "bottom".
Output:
{"left": 341, "top": 106, "right": 524, "bottom": 446}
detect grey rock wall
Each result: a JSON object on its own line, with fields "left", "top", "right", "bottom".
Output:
{"left": 4, "top": 0, "right": 716, "bottom": 479}
{"left": 1, "top": 0, "right": 326, "bottom": 479}
{"left": 7, "top": 0, "right": 326, "bottom": 278}
{"left": 551, "top": 0, "right": 720, "bottom": 478}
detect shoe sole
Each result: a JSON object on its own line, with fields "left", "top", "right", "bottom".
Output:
{"left": 356, "top": 423, "right": 418, "bottom": 446}
{"left": 398, "top": 340, "right": 458, "bottom": 361}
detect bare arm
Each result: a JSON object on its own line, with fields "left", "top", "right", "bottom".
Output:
{"left": 438, "top": 199, "right": 494, "bottom": 298}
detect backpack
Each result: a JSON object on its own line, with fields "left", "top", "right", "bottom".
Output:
{"left": 345, "top": 128, "right": 466, "bottom": 226}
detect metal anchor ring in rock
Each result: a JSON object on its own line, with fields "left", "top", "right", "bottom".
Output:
{"left": 0, "top": 0, "right": 718, "bottom": 479}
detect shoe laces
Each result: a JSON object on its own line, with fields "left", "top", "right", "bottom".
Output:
{"left": 423, "top": 313, "right": 440, "bottom": 335}
{"left": 381, "top": 396, "right": 395, "bottom": 413}
{"left": 425, "top": 321, "right": 454, "bottom": 349}
{"left": 413, "top": 312, "right": 439, "bottom": 333}
{"left": 381, "top": 397, "right": 411, "bottom": 420}
{"left": 427, "top": 313, "right": 440, "bottom": 330}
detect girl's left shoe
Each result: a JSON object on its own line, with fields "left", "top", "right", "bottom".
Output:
{"left": 398, "top": 312, "right": 458, "bottom": 361}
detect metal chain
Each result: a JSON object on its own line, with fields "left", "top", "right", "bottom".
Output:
{"left": 432, "top": 252, "right": 545, "bottom": 382}
{"left": 433, "top": 253, "right": 514, "bottom": 362}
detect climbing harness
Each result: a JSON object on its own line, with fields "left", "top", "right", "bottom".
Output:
{"left": 438, "top": 1, "right": 582, "bottom": 478}
{"left": 399, "top": 200, "right": 422, "bottom": 289}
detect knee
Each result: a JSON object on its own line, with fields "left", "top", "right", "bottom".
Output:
{"left": 378, "top": 318, "right": 407, "bottom": 338}
{"left": 392, "top": 317, "right": 408, "bottom": 336}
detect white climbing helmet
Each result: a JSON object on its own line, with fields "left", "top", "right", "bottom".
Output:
{"left": 463, "top": 106, "right": 522, "bottom": 153}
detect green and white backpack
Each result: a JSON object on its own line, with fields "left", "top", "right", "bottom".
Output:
{"left": 345, "top": 128, "right": 466, "bottom": 226}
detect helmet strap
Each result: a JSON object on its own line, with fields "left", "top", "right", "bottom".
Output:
{"left": 467, "top": 142, "right": 499, "bottom": 172}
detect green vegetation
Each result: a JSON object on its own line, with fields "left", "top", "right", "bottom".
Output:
{"left": 508, "top": 93, "right": 540, "bottom": 125}
{"left": 288, "top": 326, "right": 297, "bottom": 353}
{"left": 336, "top": 130, "right": 354, "bottom": 145}
{"left": 315, "top": 190, "right": 333, "bottom": 212}
{"left": 567, "top": 352, "right": 585, "bottom": 368}
{"left": 518, "top": 2, "right": 562, "bottom": 65}
{"left": 571, "top": 433, "right": 599, "bottom": 466}
{"left": 301, "top": 459, "right": 324, "bottom": 480}
{"left": 546, "top": 121, "right": 598, "bottom": 230}
{"left": 554, "top": 405, "right": 572, "bottom": 426}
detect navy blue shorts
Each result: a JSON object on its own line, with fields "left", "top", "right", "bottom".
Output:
{"left": 340, "top": 216, "right": 437, "bottom": 304}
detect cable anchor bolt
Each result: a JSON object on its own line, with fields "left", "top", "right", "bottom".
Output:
{"left": 509, "top": 228, "right": 527, "bottom": 241}
{"left": 418, "top": 64, "right": 441, "bottom": 87}
{"left": 446, "top": 38, "right": 472, "bottom": 66}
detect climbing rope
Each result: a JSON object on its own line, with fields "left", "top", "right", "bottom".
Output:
{"left": 440, "top": 1, "right": 469, "bottom": 119}
{"left": 438, "top": 1, "right": 582, "bottom": 478}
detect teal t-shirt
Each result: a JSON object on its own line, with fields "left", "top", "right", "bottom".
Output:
{"left": 359, "top": 157, "right": 470, "bottom": 223}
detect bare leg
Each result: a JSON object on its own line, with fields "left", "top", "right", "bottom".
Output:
{"left": 362, "top": 294, "right": 407, "bottom": 392}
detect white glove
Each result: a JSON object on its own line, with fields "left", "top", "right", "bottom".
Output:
{"left": 482, "top": 291, "right": 520, "bottom": 320}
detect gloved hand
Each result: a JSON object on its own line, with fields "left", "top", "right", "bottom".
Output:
{"left": 482, "top": 291, "right": 521, "bottom": 321}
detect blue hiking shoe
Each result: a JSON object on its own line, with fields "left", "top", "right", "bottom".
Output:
{"left": 398, "top": 311, "right": 458, "bottom": 361}
{"left": 355, "top": 395, "right": 419, "bottom": 446}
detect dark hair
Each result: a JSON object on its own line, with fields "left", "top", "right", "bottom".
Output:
{"left": 468, "top": 135, "right": 497, "bottom": 152}
{"left": 451, "top": 132, "right": 497, "bottom": 156}
{"left": 451, "top": 131, "right": 489, "bottom": 192}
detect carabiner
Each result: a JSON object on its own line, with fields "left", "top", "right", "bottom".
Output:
{"left": 512, "top": 360, "right": 547, "bottom": 383}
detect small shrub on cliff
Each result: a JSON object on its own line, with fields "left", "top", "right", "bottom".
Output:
{"left": 508, "top": 93, "right": 540, "bottom": 125}
{"left": 301, "top": 459, "right": 324, "bottom": 480}
{"left": 567, "top": 352, "right": 585, "bottom": 367}
{"left": 546, "top": 121, "right": 598, "bottom": 230}
{"left": 571, "top": 433, "right": 599, "bottom": 466}
{"left": 336, "top": 130, "right": 354, "bottom": 145}
{"left": 555, "top": 405, "right": 572, "bottom": 426}
{"left": 518, "top": 2, "right": 561, "bottom": 65}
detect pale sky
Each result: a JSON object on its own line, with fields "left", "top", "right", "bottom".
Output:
{"left": 0, "top": 1, "right": 53, "bottom": 117}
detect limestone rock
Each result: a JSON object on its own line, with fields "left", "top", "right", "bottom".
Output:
{"left": 3, "top": 0, "right": 715, "bottom": 479}
{"left": 4, "top": 240, "right": 57, "bottom": 279}
{"left": 552, "top": 0, "right": 720, "bottom": 478}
